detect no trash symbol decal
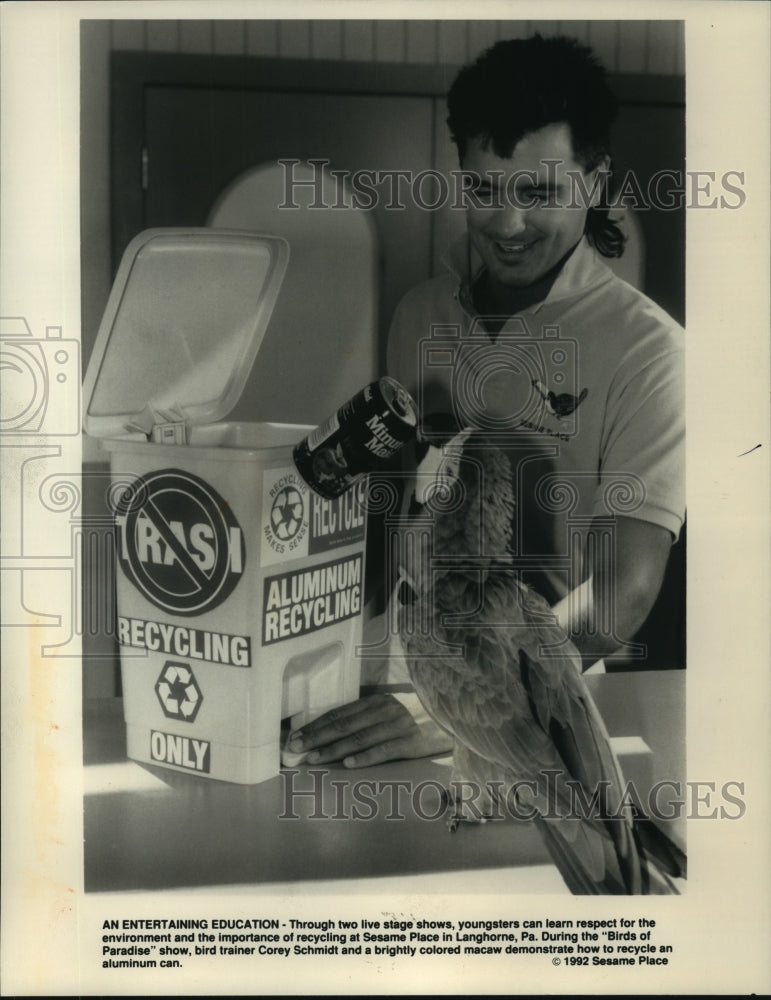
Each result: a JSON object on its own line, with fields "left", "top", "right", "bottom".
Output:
{"left": 114, "top": 469, "right": 245, "bottom": 616}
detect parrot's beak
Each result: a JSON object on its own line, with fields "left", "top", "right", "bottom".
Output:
{"left": 445, "top": 426, "right": 474, "bottom": 453}
{"left": 413, "top": 444, "right": 447, "bottom": 504}
{"left": 413, "top": 427, "right": 473, "bottom": 505}
{"left": 397, "top": 578, "right": 417, "bottom": 606}
{"left": 396, "top": 567, "right": 419, "bottom": 605}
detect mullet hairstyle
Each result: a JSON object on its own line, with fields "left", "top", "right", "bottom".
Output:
{"left": 447, "top": 34, "right": 625, "bottom": 258}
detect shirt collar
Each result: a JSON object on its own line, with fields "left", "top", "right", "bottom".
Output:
{"left": 446, "top": 234, "right": 612, "bottom": 316}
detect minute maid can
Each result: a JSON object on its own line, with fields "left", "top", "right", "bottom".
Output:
{"left": 83, "top": 230, "right": 366, "bottom": 783}
{"left": 293, "top": 376, "right": 417, "bottom": 500}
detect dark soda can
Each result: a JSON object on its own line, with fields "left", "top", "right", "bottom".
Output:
{"left": 294, "top": 376, "right": 417, "bottom": 499}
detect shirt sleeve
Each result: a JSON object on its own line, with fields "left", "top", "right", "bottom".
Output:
{"left": 594, "top": 342, "right": 685, "bottom": 540}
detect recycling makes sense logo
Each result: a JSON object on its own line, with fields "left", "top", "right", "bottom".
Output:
{"left": 114, "top": 469, "right": 245, "bottom": 616}
{"left": 263, "top": 471, "right": 308, "bottom": 558}
{"left": 270, "top": 485, "right": 305, "bottom": 541}
{"left": 155, "top": 661, "right": 203, "bottom": 722}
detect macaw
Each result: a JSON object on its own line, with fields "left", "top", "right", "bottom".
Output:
{"left": 397, "top": 430, "right": 686, "bottom": 895}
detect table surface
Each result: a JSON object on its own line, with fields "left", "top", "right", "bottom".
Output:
{"left": 83, "top": 671, "right": 684, "bottom": 894}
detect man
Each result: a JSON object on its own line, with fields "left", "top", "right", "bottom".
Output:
{"left": 286, "top": 34, "right": 684, "bottom": 767}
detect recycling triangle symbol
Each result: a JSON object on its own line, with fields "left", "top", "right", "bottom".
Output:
{"left": 155, "top": 661, "right": 203, "bottom": 722}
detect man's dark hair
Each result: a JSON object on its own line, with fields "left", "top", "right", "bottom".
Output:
{"left": 447, "top": 35, "right": 624, "bottom": 258}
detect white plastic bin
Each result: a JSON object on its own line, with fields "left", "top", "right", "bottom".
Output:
{"left": 83, "top": 230, "right": 366, "bottom": 783}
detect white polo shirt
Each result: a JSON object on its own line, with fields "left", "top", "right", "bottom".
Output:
{"left": 386, "top": 235, "right": 684, "bottom": 604}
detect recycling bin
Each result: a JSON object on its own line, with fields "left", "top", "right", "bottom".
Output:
{"left": 83, "top": 229, "right": 366, "bottom": 783}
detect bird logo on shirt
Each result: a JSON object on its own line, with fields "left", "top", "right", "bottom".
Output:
{"left": 532, "top": 380, "right": 588, "bottom": 420}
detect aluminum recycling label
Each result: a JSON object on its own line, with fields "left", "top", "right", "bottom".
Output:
{"left": 114, "top": 469, "right": 245, "bottom": 616}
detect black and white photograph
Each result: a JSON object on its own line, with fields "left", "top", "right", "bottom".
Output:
{"left": 1, "top": 2, "right": 769, "bottom": 996}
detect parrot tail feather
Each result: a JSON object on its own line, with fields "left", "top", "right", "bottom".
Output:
{"left": 634, "top": 817, "right": 687, "bottom": 880}
{"left": 533, "top": 813, "right": 683, "bottom": 894}
{"left": 534, "top": 816, "right": 628, "bottom": 895}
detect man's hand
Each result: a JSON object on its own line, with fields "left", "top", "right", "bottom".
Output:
{"left": 286, "top": 693, "right": 452, "bottom": 768}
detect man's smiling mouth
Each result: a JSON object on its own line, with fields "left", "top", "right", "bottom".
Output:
{"left": 493, "top": 240, "right": 535, "bottom": 255}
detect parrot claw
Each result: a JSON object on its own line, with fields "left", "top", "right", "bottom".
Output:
{"left": 446, "top": 809, "right": 468, "bottom": 833}
{"left": 440, "top": 787, "right": 489, "bottom": 833}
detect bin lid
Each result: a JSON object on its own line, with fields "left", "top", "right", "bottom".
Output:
{"left": 83, "top": 228, "right": 289, "bottom": 438}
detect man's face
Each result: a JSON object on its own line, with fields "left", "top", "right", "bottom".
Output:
{"left": 462, "top": 122, "right": 607, "bottom": 290}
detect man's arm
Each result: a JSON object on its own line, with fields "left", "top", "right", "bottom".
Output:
{"left": 551, "top": 515, "right": 673, "bottom": 668}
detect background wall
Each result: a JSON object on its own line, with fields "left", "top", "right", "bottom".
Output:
{"left": 92, "top": 17, "right": 685, "bottom": 66}
{"left": 81, "top": 18, "right": 685, "bottom": 376}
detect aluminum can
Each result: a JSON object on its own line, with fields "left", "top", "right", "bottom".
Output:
{"left": 293, "top": 376, "right": 417, "bottom": 499}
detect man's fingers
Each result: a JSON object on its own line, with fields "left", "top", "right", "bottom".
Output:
{"left": 339, "top": 734, "right": 424, "bottom": 769}
{"left": 287, "top": 695, "right": 408, "bottom": 755}
{"left": 301, "top": 716, "right": 416, "bottom": 765}
{"left": 340, "top": 717, "right": 453, "bottom": 768}
{"left": 303, "top": 694, "right": 392, "bottom": 728}
{"left": 285, "top": 693, "right": 453, "bottom": 766}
